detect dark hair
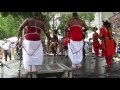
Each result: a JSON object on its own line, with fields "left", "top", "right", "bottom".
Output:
{"left": 93, "top": 27, "right": 98, "bottom": 30}
{"left": 72, "top": 12, "right": 78, "bottom": 17}
{"left": 103, "top": 20, "right": 112, "bottom": 39}
{"left": 53, "top": 30, "right": 58, "bottom": 34}
{"left": 103, "top": 20, "right": 111, "bottom": 28}
{"left": 34, "top": 12, "right": 39, "bottom": 17}
{"left": 34, "top": 12, "right": 43, "bottom": 20}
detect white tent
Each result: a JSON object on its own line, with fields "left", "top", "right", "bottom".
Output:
{"left": 6, "top": 37, "right": 18, "bottom": 49}
{"left": 7, "top": 37, "right": 18, "bottom": 42}
{"left": 0, "top": 40, "right": 4, "bottom": 47}
{"left": 84, "top": 31, "right": 94, "bottom": 42}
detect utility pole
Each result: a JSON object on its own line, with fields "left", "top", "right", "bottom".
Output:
{"left": 53, "top": 14, "right": 55, "bottom": 31}
{"left": 98, "top": 12, "right": 102, "bottom": 33}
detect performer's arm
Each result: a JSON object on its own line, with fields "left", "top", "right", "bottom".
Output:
{"left": 42, "top": 22, "right": 52, "bottom": 40}
{"left": 83, "top": 21, "right": 88, "bottom": 32}
{"left": 18, "top": 18, "right": 28, "bottom": 41}
{"left": 99, "top": 27, "right": 104, "bottom": 40}
{"left": 93, "top": 33, "right": 99, "bottom": 41}
{"left": 64, "top": 21, "right": 70, "bottom": 37}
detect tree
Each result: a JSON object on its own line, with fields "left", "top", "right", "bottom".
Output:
{"left": 0, "top": 14, "right": 23, "bottom": 39}
{"left": 0, "top": 12, "right": 51, "bottom": 40}
{"left": 0, "top": 27, "right": 6, "bottom": 39}
{"left": 1, "top": 12, "right": 51, "bottom": 21}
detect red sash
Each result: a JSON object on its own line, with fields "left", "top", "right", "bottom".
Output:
{"left": 64, "top": 38, "right": 69, "bottom": 46}
{"left": 25, "top": 27, "right": 41, "bottom": 41}
{"left": 93, "top": 33, "right": 99, "bottom": 47}
{"left": 69, "top": 25, "right": 83, "bottom": 41}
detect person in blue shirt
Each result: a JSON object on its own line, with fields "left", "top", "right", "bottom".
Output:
{"left": 117, "top": 42, "right": 120, "bottom": 57}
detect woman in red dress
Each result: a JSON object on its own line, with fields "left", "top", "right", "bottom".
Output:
{"left": 89, "top": 27, "right": 100, "bottom": 58}
{"left": 99, "top": 20, "right": 116, "bottom": 73}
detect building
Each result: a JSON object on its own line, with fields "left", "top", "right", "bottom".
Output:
{"left": 102, "top": 12, "right": 114, "bottom": 20}
{"left": 108, "top": 12, "right": 120, "bottom": 43}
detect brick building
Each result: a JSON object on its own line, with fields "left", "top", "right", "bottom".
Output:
{"left": 109, "top": 12, "right": 120, "bottom": 43}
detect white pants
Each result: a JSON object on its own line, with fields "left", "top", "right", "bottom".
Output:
{"left": 68, "top": 39, "right": 83, "bottom": 66}
{"left": 22, "top": 39, "right": 43, "bottom": 72}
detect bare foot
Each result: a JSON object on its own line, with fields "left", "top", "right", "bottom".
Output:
{"left": 77, "top": 64, "right": 82, "bottom": 69}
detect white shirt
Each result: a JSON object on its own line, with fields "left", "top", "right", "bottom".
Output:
{"left": 10, "top": 42, "right": 16, "bottom": 49}
{"left": 2, "top": 42, "right": 11, "bottom": 50}
{"left": 84, "top": 42, "right": 89, "bottom": 53}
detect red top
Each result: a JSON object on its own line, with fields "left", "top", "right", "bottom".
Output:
{"left": 92, "top": 32, "right": 99, "bottom": 47}
{"left": 100, "top": 27, "right": 112, "bottom": 38}
{"left": 69, "top": 25, "right": 83, "bottom": 41}
{"left": 93, "top": 32, "right": 99, "bottom": 41}
{"left": 64, "top": 38, "right": 69, "bottom": 46}
{"left": 25, "top": 27, "right": 41, "bottom": 41}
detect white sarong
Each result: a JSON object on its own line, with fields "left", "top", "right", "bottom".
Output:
{"left": 68, "top": 39, "right": 83, "bottom": 66}
{"left": 22, "top": 39, "right": 43, "bottom": 71}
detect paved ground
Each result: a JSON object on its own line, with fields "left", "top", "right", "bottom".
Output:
{"left": 0, "top": 60, "right": 19, "bottom": 78}
{"left": 0, "top": 55, "right": 120, "bottom": 78}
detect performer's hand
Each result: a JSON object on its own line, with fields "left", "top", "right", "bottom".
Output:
{"left": 16, "top": 41, "right": 19, "bottom": 46}
{"left": 18, "top": 37, "right": 23, "bottom": 45}
{"left": 51, "top": 38, "right": 54, "bottom": 42}
{"left": 83, "top": 29, "right": 87, "bottom": 32}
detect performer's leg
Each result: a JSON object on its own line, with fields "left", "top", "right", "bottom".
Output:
{"left": 94, "top": 46, "right": 98, "bottom": 57}
{"left": 83, "top": 48, "right": 85, "bottom": 57}
{"left": 72, "top": 64, "right": 79, "bottom": 77}
{"left": 96, "top": 48, "right": 99, "bottom": 57}
{"left": 109, "top": 57, "right": 113, "bottom": 68}
{"left": 101, "top": 49, "right": 105, "bottom": 57}
{"left": 105, "top": 60, "right": 109, "bottom": 75}
{"left": 35, "top": 65, "right": 39, "bottom": 72}
{"left": 9, "top": 50, "right": 11, "bottom": 60}
{"left": 71, "top": 64, "right": 77, "bottom": 70}
{"left": 76, "top": 63, "right": 82, "bottom": 69}
{"left": 105, "top": 56, "right": 112, "bottom": 74}
{"left": 4, "top": 50, "right": 7, "bottom": 61}
{"left": 64, "top": 47, "right": 68, "bottom": 57}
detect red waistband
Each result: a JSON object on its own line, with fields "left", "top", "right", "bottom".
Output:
{"left": 25, "top": 27, "right": 41, "bottom": 41}
{"left": 25, "top": 34, "right": 41, "bottom": 41}
{"left": 26, "top": 27, "right": 41, "bottom": 34}
{"left": 70, "top": 25, "right": 82, "bottom": 32}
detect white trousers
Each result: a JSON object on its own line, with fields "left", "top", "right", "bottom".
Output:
{"left": 22, "top": 39, "right": 43, "bottom": 72}
{"left": 68, "top": 39, "right": 83, "bottom": 66}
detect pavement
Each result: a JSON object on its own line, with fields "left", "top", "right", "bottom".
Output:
{"left": 0, "top": 55, "right": 120, "bottom": 78}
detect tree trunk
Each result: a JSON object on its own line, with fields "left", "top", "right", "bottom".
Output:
{"left": 47, "top": 38, "right": 50, "bottom": 53}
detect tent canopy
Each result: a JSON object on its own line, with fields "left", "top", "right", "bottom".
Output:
{"left": 7, "top": 37, "right": 18, "bottom": 42}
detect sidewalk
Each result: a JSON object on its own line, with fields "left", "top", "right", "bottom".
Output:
{"left": 0, "top": 59, "right": 20, "bottom": 78}
{"left": 0, "top": 55, "right": 120, "bottom": 78}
